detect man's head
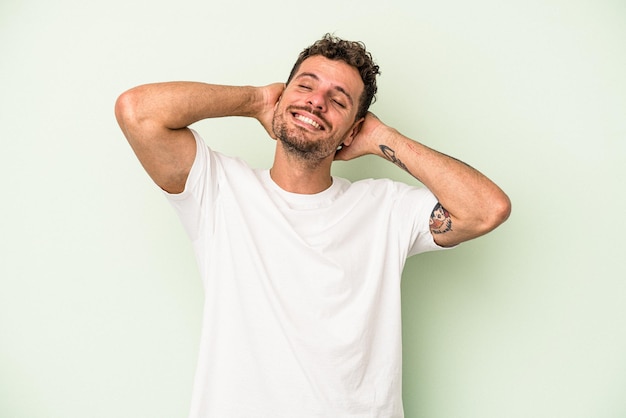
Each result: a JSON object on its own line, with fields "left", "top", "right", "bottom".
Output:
{"left": 286, "top": 34, "right": 380, "bottom": 121}
{"left": 271, "top": 35, "right": 380, "bottom": 166}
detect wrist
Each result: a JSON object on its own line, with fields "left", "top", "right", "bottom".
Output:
{"left": 234, "top": 86, "right": 264, "bottom": 118}
{"left": 374, "top": 126, "right": 401, "bottom": 157}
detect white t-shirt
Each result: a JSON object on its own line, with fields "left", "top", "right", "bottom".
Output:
{"left": 165, "top": 130, "right": 448, "bottom": 418}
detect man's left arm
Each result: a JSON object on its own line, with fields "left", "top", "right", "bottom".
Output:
{"left": 335, "top": 113, "right": 511, "bottom": 247}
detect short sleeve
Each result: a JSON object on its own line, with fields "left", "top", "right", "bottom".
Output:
{"left": 162, "top": 129, "right": 218, "bottom": 241}
{"left": 393, "top": 184, "right": 454, "bottom": 257}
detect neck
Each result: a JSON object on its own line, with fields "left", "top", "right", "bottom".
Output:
{"left": 270, "top": 144, "right": 334, "bottom": 194}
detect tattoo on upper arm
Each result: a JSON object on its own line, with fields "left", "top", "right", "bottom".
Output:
{"left": 380, "top": 145, "right": 411, "bottom": 174}
{"left": 430, "top": 203, "right": 452, "bottom": 234}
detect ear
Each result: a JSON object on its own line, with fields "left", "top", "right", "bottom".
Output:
{"left": 342, "top": 117, "right": 364, "bottom": 147}
{"left": 274, "top": 95, "right": 281, "bottom": 112}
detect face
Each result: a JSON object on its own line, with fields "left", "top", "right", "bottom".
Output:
{"left": 272, "top": 55, "right": 365, "bottom": 162}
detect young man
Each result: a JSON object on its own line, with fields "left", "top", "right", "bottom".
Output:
{"left": 115, "top": 34, "right": 510, "bottom": 418}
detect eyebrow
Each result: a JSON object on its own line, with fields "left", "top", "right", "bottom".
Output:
{"left": 295, "top": 72, "right": 354, "bottom": 106}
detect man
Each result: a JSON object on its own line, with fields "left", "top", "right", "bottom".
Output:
{"left": 115, "top": 34, "right": 510, "bottom": 418}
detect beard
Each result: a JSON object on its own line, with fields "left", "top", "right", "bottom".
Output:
{"left": 272, "top": 106, "right": 341, "bottom": 163}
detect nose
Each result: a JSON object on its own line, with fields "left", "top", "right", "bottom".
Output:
{"left": 306, "top": 90, "right": 327, "bottom": 111}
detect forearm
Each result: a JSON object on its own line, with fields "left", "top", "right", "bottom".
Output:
{"left": 116, "top": 82, "right": 265, "bottom": 131}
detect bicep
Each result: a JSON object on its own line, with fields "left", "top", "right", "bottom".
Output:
{"left": 429, "top": 202, "right": 460, "bottom": 247}
{"left": 127, "top": 126, "right": 197, "bottom": 194}
{"left": 115, "top": 93, "right": 196, "bottom": 194}
{"left": 429, "top": 201, "right": 503, "bottom": 247}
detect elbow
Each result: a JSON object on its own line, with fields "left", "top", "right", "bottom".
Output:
{"left": 114, "top": 86, "right": 156, "bottom": 146}
{"left": 498, "top": 192, "right": 512, "bottom": 223}
{"left": 483, "top": 192, "right": 512, "bottom": 232}
{"left": 114, "top": 88, "right": 141, "bottom": 130}
{"left": 464, "top": 192, "right": 512, "bottom": 239}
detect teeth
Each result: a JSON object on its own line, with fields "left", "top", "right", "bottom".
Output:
{"left": 295, "top": 114, "right": 321, "bottom": 129}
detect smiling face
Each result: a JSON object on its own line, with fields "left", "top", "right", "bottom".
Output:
{"left": 272, "top": 55, "right": 365, "bottom": 163}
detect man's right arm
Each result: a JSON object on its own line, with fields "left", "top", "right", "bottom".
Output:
{"left": 114, "top": 82, "right": 284, "bottom": 193}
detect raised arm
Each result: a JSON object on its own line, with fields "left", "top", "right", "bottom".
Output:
{"left": 114, "top": 82, "right": 284, "bottom": 193}
{"left": 335, "top": 113, "right": 511, "bottom": 247}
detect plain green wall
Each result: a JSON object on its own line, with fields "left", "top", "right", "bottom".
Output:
{"left": 1, "top": 0, "right": 625, "bottom": 417}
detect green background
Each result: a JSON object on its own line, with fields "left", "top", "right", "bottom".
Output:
{"left": 1, "top": 0, "right": 625, "bottom": 416}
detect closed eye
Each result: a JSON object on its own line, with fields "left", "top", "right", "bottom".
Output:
{"left": 332, "top": 99, "right": 346, "bottom": 108}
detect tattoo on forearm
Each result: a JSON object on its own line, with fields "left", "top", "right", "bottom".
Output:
{"left": 430, "top": 203, "right": 453, "bottom": 234}
{"left": 380, "top": 145, "right": 411, "bottom": 174}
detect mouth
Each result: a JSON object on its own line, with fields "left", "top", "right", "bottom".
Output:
{"left": 292, "top": 110, "right": 325, "bottom": 131}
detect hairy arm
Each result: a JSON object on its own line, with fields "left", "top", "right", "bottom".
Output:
{"left": 335, "top": 113, "right": 511, "bottom": 247}
{"left": 114, "top": 82, "right": 284, "bottom": 193}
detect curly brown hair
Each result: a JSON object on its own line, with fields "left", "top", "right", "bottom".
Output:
{"left": 286, "top": 34, "right": 380, "bottom": 120}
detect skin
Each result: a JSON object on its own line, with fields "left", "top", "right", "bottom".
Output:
{"left": 115, "top": 55, "right": 511, "bottom": 247}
